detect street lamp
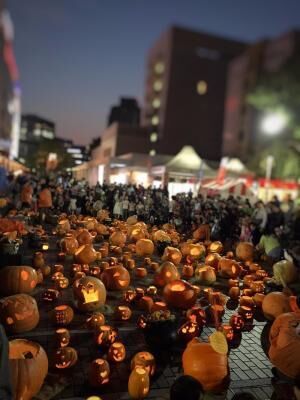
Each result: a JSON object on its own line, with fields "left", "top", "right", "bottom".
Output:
{"left": 261, "top": 112, "right": 288, "bottom": 135}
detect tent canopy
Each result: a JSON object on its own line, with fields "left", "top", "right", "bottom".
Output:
{"left": 166, "top": 146, "right": 214, "bottom": 173}
{"left": 201, "top": 178, "right": 255, "bottom": 199}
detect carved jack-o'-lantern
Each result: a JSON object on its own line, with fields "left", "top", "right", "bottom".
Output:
{"left": 9, "top": 339, "right": 48, "bottom": 400}
{"left": 219, "top": 324, "right": 234, "bottom": 342}
{"left": 135, "top": 267, "right": 147, "bottom": 278}
{"left": 101, "top": 265, "right": 130, "bottom": 291}
{"left": 124, "top": 289, "right": 136, "bottom": 303}
{"left": 205, "top": 252, "right": 221, "bottom": 269}
{"left": 55, "top": 277, "right": 69, "bottom": 291}
{"left": 135, "top": 287, "right": 145, "bottom": 300}
{"left": 238, "top": 306, "right": 254, "bottom": 322}
{"left": 53, "top": 264, "right": 64, "bottom": 273}
{"left": 131, "top": 351, "right": 156, "bottom": 377}
{"left": 74, "top": 244, "right": 100, "bottom": 265}
{"left": 187, "top": 306, "right": 206, "bottom": 327}
{"left": 51, "top": 271, "right": 64, "bottom": 282}
{"left": 0, "top": 293, "right": 39, "bottom": 333}
{"left": 181, "top": 242, "right": 206, "bottom": 260}
{"left": 60, "top": 234, "right": 79, "bottom": 255}
{"left": 178, "top": 321, "right": 200, "bottom": 342}
{"left": 163, "top": 279, "right": 200, "bottom": 309}
{"left": 269, "top": 312, "right": 300, "bottom": 378}
{"left": 107, "top": 342, "right": 126, "bottom": 362}
{"left": 229, "top": 314, "right": 245, "bottom": 332}
{"left": 195, "top": 265, "right": 216, "bottom": 285}
{"left": 218, "top": 258, "right": 241, "bottom": 278}
{"left": 128, "top": 367, "right": 150, "bottom": 400}
{"left": 114, "top": 305, "right": 132, "bottom": 321}
{"left": 50, "top": 305, "right": 74, "bottom": 326}
{"left": 86, "top": 312, "right": 105, "bottom": 330}
{"left": 0, "top": 266, "right": 38, "bottom": 296}
{"left": 89, "top": 359, "right": 110, "bottom": 386}
{"left": 54, "top": 346, "right": 78, "bottom": 369}
{"left": 70, "top": 264, "right": 82, "bottom": 277}
{"left": 146, "top": 286, "right": 158, "bottom": 296}
{"left": 42, "top": 289, "right": 59, "bottom": 302}
{"left": 229, "top": 287, "right": 240, "bottom": 300}
{"left": 154, "top": 261, "right": 180, "bottom": 287}
{"left": 89, "top": 266, "right": 101, "bottom": 278}
{"left": 95, "top": 325, "right": 118, "bottom": 348}
{"left": 138, "top": 296, "right": 154, "bottom": 312}
{"left": 209, "top": 241, "right": 223, "bottom": 254}
{"left": 250, "top": 280, "right": 265, "bottom": 294}
{"left": 109, "top": 231, "right": 126, "bottom": 247}
{"left": 182, "top": 264, "right": 194, "bottom": 278}
{"left": 55, "top": 328, "right": 70, "bottom": 347}
{"left": 162, "top": 246, "right": 182, "bottom": 265}
{"left": 77, "top": 229, "right": 94, "bottom": 246}
{"left": 73, "top": 276, "right": 106, "bottom": 312}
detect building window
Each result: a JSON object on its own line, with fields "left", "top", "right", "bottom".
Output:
{"left": 149, "top": 149, "right": 156, "bottom": 156}
{"left": 153, "top": 80, "right": 163, "bottom": 92}
{"left": 196, "top": 80, "right": 208, "bottom": 95}
{"left": 151, "top": 115, "right": 159, "bottom": 125}
{"left": 150, "top": 132, "right": 158, "bottom": 142}
{"left": 33, "top": 129, "right": 41, "bottom": 137}
{"left": 195, "top": 47, "right": 221, "bottom": 60}
{"left": 152, "top": 98, "right": 161, "bottom": 109}
{"left": 154, "top": 62, "right": 164, "bottom": 74}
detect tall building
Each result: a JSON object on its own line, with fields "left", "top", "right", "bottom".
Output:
{"left": 107, "top": 97, "right": 140, "bottom": 127}
{"left": 143, "top": 26, "right": 246, "bottom": 161}
{"left": 222, "top": 30, "right": 300, "bottom": 161}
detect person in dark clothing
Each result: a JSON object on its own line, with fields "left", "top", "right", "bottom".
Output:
{"left": 0, "top": 324, "right": 12, "bottom": 399}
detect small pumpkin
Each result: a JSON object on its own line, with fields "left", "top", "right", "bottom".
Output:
{"left": 154, "top": 261, "right": 180, "bottom": 287}
{"left": 77, "top": 229, "right": 94, "bottom": 246}
{"left": 60, "top": 234, "right": 79, "bottom": 255}
{"left": 50, "top": 305, "right": 74, "bottom": 326}
{"left": 131, "top": 352, "right": 156, "bottom": 377}
{"left": 218, "top": 258, "right": 241, "bottom": 278}
{"left": 178, "top": 321, "right": 200, "bottom": 342}
{"left": 128, "top": 367, "right": 150, "bottom": 399}
{"left": 209, "top": 241, "right": 223, "bottom": 254}
{"left": 107, "top": 342, "right": 126, "bottom": 362}
{"left": 101, "top": 265, "right": 130, "bottom": 291}
{"left": 55, "top": 328, "right": 70, "bottom": 347}
{"left": 162, "top": 246, "right": 182, "bottom": 265}
{"left": 86, "top": 312, "right": 105, "bottom": 330}
{"left": 74, "top": 244, "right": 100, "bottom": 265}
{"left": 89, "top": 359, "right": 110, "bottom": 386}
{"left": 114, "top": 305, "right": 132, "bottom": 321}
{"left": 205, "top": 252, "right": 221, "bottom": 269}
{"left": 195, "top": 265, "right": 216, "bottom": 285}
{"left": 94, "top": 325, "right": 118, "bottom": 348}
{"left": 110, "top": 231, "right": 126, "bottom": 247}
{"left": 163, "top": 279, "right": 200, "bottom": 309}
{"left": 54, "top": 346, "right": 78, "bottom": 369}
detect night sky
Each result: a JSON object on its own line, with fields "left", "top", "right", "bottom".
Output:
{"left": 8, "top": 0, "right": 300, "bottom": 145}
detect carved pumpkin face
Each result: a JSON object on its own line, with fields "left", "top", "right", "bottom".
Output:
{"left": 101, "top": 265, "right": 130, "bottom": 291}
{"left": 135, "top": 287, "right": 145, "bottom": 300}
{"left": 162, "top": 246, "right": 182, "bottom": 265}
{"left": 53, "top": 264, "right": 64, "bottom": 273}
{"left": 178, "top": 321, "right": 200, "bottom": 342}
{"left": 219, "top": 324, "right": 234, "bottom": 341}
{"left": 89, "top": 266, "right": 101, "bottom": 278}
{"left": 55, "top": 277, "right": 69, "bottom": 290}
{"left": 114, "top": 305, "right": 132, "bottom": 321}
{"left": 131, "top": 352, "right": 156, "bottom": 377}
{"left": 250, "top": 280, "right": 265, "bottom": 294}
{"left": 163, "top": 279, "right": 200, "bottom": 309}
{"left": 89, "top": 359, "right": 110, "bottom": 386}
{"left": 128, "top": 367, "right": 150, "bottom": 399}
{"left": 107, "top": 342, "right": 126, "bottom": 362}
{"left": 187, "top": 306, "right": 206, "bottom": 327}
{"left": 154, "top": 261, "right": 180, "bottom": 287}
{"left": 43, "top": 289, "right": 59, "bottom": 302}
{"left": 55, "top": 328, "right": 70, "bottom": 347}
{"left": 0, "top": 293, "right": 39, "bottom": 333}
{"left": 71, "top": 264, "right": 82, "bottom": 277}
{"left": 51, "top": 272, "right": 64, "bottom": 282}
{"left": 73, "top": 276, "right": 106, "bottom": 312}
{"left": 86, "top": 312, "right": 105, "bottom": 330}
{"left": 51, "top": 305, "right": 74, "bottom": 326}
{"left": 55, "top": 346, "right": 78, "bottom": 369}
{"left": 218, "top": 258, "right": 241, "bottom": 278}
{"left": 205, "top": 252, "right": 221, "bottom": 269}
{"left": 146, "top": 286, "right": 158, "bottom": 296}
{"left": 229, "top": 314, "right": 245, "bottom": 331}
{"left": 209, "top": 241, "right": 223, "bottom": 254}
{"left": 95, "top": 325, "right": 118, "bottom": 348}
{"left": 124, "top": 289, "right": 136, "bottom": 303}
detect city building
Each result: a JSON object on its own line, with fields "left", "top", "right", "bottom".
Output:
{"left": 222, "top": 30, "right": 300, "bottom": 161}
{"left": 107, "top": 97, "right": 140, "bottom": 127}
{"left": 143, "top": 26, "right": 246, "bottom": 161}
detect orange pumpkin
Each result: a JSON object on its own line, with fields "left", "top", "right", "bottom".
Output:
{"left": 60, "top": 234, "right": 79, "bottom": 255}
{"left": 273, "top": 259, "right": 298, "bottom": 285}
{"left": 136, "top": 239, "right": 154, "bottom": 257}
{"left": 235, "top": 242, "right": 254, "bottom": 262}
{"left": 73, "top": 276, "right": 107, "bottom": 312}
{"left": 89, "top": 359, "right": 110, "bottom": 386}
{"left": 218, "top": 258, "right": 241, "bottom": 278}
{"left": 262, "top": 292, "right": 291, "bottom": 320}
{"left": 195, "top": 265, "right": 216, "bottom": 285}
{"left": 181, "top": 243, "right": 206, "bottom": 259}
{"left": 77, "top": 229, "right": 94, "bottom": 246}
{"left": 74, "top": 244, "right": 100, "bottom": 265}
{"left": 205, "top": 253, "right": 221, "bottom": 269}
{"left": 163, "top": 279, "right": 200, "bottom": 309}
{"left": 109, "top": 231, "right": 126, "bottom": 247}
{"left": 162, "top": 246, "right": 182, "bottom": 265}
{"left": 128, "top": 367, "right": 150, "bottom": 399}
{"left": 0, "top": 266, "right": 38, "bottom": 296}
{"left": 101, "top": 265, "right": 130, "bottom": 290}
{"left": 209, "top": 241, "right": 223, "bottom": 254}
{"left": 182, "top": 338, "right": 228, "bottom": 392}
{"left": 131, "top": 351, "right": 156, "bottom": 377}
{"left": 86, "top": 312, "right": 105, "bottom": 330}
{"left": 107, "top": 342, "right": 126, "bottom": 362}
{"left": 154, "top": 261, "right": 180, "bottom": 287}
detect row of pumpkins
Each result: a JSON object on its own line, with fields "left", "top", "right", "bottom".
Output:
{"left": 1, "top": 214, "right": 299, "bottom": 399}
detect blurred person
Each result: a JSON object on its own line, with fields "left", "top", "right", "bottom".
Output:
{"left": 257, "top": 226, "right": 282, "bottom": 263}
{"left": 252, "top": 201, "right": 268, "bottom": 232}
{"left": 128, "top": 199, "right": 136, "bottom": 216}
{"left": 122, "top": 196, "right": 129, "bottom": 220}
{"left": 38, "top": 184, "right": 52, "bottom": 222}
{"left": 20, "top": 182, "right": 33, "bottom": 209}
{"left": 267, "top": 203, "right": 284, "bottom": 233}
{"left": 113, "top": 197, "right": 122, "bottom": 219}
{"left": 240, "top": 217, "right": 252, "bottom": 242}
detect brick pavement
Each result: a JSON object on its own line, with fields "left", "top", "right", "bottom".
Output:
{"left": 5, "top": 231, "right": 291, "bottom": 400}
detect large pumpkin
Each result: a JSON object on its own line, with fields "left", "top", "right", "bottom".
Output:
{"left": 0, "top": 294, "right": 39, "bottom": 333}
{"left": 163, "top": 279, "right": 200, "bottom": 309}
{"left": 162, "top": 246, "right": 182, "bottom": 265}
{"left": 194, "top": 265, "right": 216, "bottom": 285}
{"left": 74, "top": 244, "right": 100, "bottom": 264}
{"left": 109, "top": 231, "right": 126, "bottom": 247}
{"left": 235, "top": 242, "right": 254, "bottom": 262}
{"left": 273, "top": 259, "right": 298, "bottom": 285}
{"left": 218, "top": 258, "right": 241, "bottom": 278}
{"left": 9, "top": 339, "right": 48, "bottom": 400}
{"left": 152, "top": 230, "right": 171, "bottom": 243}
{"left": 154, "top": 261, "right": 180, "bottom": 287}
{"left": 262, "top": 292, "right": 291, "bottom": 320}
{"left": 60, "top": 234, "right": 79, "bottom": 255}
{"left": 269, "top": 312, "right": 300, "bottom": 378}
{"left": 77, "top": 229, "right": 94, "bottom": 246}
{"left": 136, "top": 239, "right": 154, "bottom": 257}
{"left": 0, "top": 266, "right": 38, "bottom": 296}
{"left": 181, "top": 243, "right": 206, "bottom": 259}
{"left": 182, "top": 338, "right": 228, "bottom": 392}
{"left": 73, "top": 276, "right": 107, "bottom": 312}
{"left": 101, "top": 265, "right": 130, "bottom": 290}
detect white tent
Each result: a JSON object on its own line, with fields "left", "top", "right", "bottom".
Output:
{"left": 166, "top": 146, "right": 214, "bottom": 175}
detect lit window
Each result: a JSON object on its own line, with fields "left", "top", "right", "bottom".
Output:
{"left": 33, "top": 129, "right": 41, "bottom": 136}
{"left": 153, "top": 80, "right": 163, "bottom": 92}
{"left": 150, "top": 132, "right": 158, "bottom": 142}
{"left": 154, "top": 62, "right": 164, "bottom": 74}
{"left": 152, "top": 98, "right": 161, "bottom": 108}
{"left": 151, "top": 115, "right": 159, "bottom": 125}
{"left": 42, "top": 130, "right": 54, "bottom": 139}
{"left": 197, "top": 80, "right": 208, "bottom": 95}
{"left": 149, "top": 149, "right": 156, "bottom": 156}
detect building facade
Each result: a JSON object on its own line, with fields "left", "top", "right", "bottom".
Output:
{"left": 107, "top": 97, "right": 140, "bottom": 127}
{"left": 222, "top": 30, "right": 300, "bottom": 161}
{"left": 143, "top": 26, "right": 245, "bottom": 161}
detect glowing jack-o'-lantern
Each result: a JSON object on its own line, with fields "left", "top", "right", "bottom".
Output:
{"left": 187, "top": 306, "right": 206, "bottom": 327}
{"left": 107, "top": 342, "right": 126, "bottom": 362}
{"left": 205, "top": 253, "right": 221, "bottom": 269}
{"left": 218, "top": 258, "right": 241, "bottom": 278}
{"left": 146, "top": 286, "right": 158, "bottom": 296}
{"left": 256, "top": 269, "right": 268, "bottom": 279}
{"left": 51, "top": 271, "right": 64, "bottom": 282}
{"left": 250, "top": 280, "right": 265, "bottom": 294}
{"left": 0, "top": 266, "right": 38, "bottom": 296}
{"left": 178, "top": 321, "right": 201, "bottom": 342}
{"left": 131, "top": 351, "right": 156, "bottom": 377}
{"left": 9, "top": 339, "right": 48, "bottom": 400}
{"left": 128, "top": 367, "right": 150, "bottom": 400}
{"left": 101, "top": 265, "right": 130, "bottom": 291}
{"left": 162, "top": 246, "right": 182, "bottom": 265}
{"left": 163, "top": 279, "right": 200, "bottom": 309}
{"left": 73, "top": 276, "right": 106, "bottom": 312}
{"left": 182, "top": 338, "right": 229, "bottom": 392}
{"left": 42, "top": 289, "right": 59, "bottom": 302}
{"left": 50, "top": 305, "right": 74, "bottom": 326}
{"left": 0, "top": 293, "right": 39, "bottom": 333}
{"left": 55, "top": 277, "right": 69, "bottom": 291}
{"left": 195, "top": 265, "right": 216, "bottom": 285}
{"left": 236, "top": 242, "right": 254, "bottom": 261}
{"left": 181, "top": 243, "right": 206, "bottom": 260}
{"left": 95, "top": 325, "right": 118, "bottom": 348}
{"left": 154, "top": 261, "right": 180, "bottom": 287}
{"left": 54, "top": 346, "right": 78, "bottom": 369}
{"left": 269, "top": 312, "right": 300, "bottom": 378}
{"left": 124, "top": 289, "right": 136, "bottom": 303}
{"left": 86, "top": 312, "right": 105, "bottom": 330}
{"left": 89, "top": 359, "right": 110, "bottom": 386}
{"left": 71, "top": 264, "right": 82, "bottom": 277}
{"left": 60, "top": 234, "right": 79, "bottom": 255}
{"left": 114, "top": 305, "right": 132, "bottom": 321}
{"left": 182, "top": 264, "right": 194, "bottom": 278}
{"left": 219, "top": 324, "right": 234, "bottom": 342}
{"left": 89, "top": 266, "right": 101, "bottom": 278}
{"left": 238, "top": 306, "right": 253, "bottom": 322}
{"left": 229, "top": 314, "right": 245, "bottom": 332}
{"left": 55, "top": 328, "right": 70, "bottom": 347}
{"left": 209, "top": 241, "right": 223, "bottom": 254}
{"left": 74, "top": 245, "right": 100, "bottom": 265}
{"left": 53, "top": 264, "right": 64, "bottom": 273}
